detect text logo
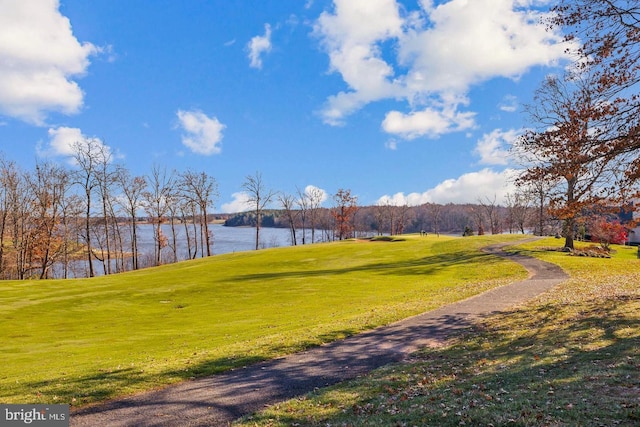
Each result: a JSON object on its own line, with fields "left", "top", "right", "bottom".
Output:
{"left": 1, "top": 405, "right": 69, "bottom": 426}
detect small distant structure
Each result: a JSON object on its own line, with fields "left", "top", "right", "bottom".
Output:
{"left": 626, "top": 201, "right": 640, "bottom": 245}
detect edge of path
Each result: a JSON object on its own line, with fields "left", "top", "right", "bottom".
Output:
{"left": 70, "top": 238, "right": 568, "bottom": 427}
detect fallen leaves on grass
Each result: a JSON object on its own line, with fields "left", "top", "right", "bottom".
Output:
{"left": 235, "top": 257, "right": 640, "bottom": 427}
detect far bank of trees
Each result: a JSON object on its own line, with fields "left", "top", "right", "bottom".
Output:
{"left": 225, "top": 191, "right": 565, "bottom": 243}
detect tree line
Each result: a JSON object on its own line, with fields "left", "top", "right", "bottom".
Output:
{"left": 231, "top": 191, "right": 564, "bottom": 243}
{"left": 5, "top": 0, "right": 640, "bottom": 277}
{"left": 0, "top": 138, "right": 218, "bottom": 280}
{"left": 0, "top": 136, "right": 560, "bottom": 281}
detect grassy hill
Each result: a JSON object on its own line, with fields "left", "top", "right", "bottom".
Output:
{"left": 0, "top": 234, "right": 529, "bottom": 406}
{"left": 236, "top": 238, "right": 640, "bottom": 426}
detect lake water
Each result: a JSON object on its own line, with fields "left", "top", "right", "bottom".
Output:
{"left": 136, "top": 223, "right": 320, "bottom": 256}
{"left": 49, "top": 224, "right": 331, "bottom": 278}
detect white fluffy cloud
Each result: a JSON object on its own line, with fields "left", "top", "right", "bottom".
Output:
{"left": 474, "top": 129, "right": 519, "bottom": 165}
{"left": 0, "top": 0, "right": 98, "bottom": 124}
{"left": 41, "top": 126, "right": 114, "bottom": 161}
{"left": 315, "top": 0, "right": 574, "bottom": 137}
{"left": 247, "top": 23, "right": 272, "bottom": 69}
{"left": 400, "top": 0, "right": 567, "bottom": 94}
{"left": 176, "top": 110, "right": 225, "bottom": 155}
{"left": 314, "top": 0, "right": 404, "bottom": 125}
{"left": 382, "top": 105, "right": 476, "bottom": 139}
{"left": 221, "top": 192, "right": 252, "bottom": 213}
{"left": 377, "top": 168, "right": 518, "bottom": 206}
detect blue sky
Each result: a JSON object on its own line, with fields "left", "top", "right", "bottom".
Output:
{"left": 0, "top": 0, "right": 575, "bottom": 212}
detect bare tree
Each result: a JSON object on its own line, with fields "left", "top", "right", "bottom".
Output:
{"left": 179, "top": 197, "right": 199, "bottom": 259}
{"left": 116, "top": 170, "right": 146, "bottom": 270}
{"left": 71, "top": 137, "right": 108, "bottom": 278}
{"left": 278, "top": 192, "right": 298, "bottom": 245}
{"left": 94, "top": 145, "right": 117, "bottom": 274}
{"left": 59, "top": 192, "right": 83, "bottom": 278}
{"left": 426, "top": 203, "right": 442, "bottom": 236}
{"left": 394, "top": 204, "right": 412, "bottom": 235}
{"left": 165, "top": 191, "right": 182, "bottom": 263}
{"left": 297, "top": 185, "right": 326, "bottom": 245}
{"left": 504, "top": 191, "right": 531, "bottom": 234}
{"left": 179, "top": 170, "right": 218, "bottom": 257}
{"left": 383, "top": 201, "right": 396, "bottom": 235}
{"left": 478, "top": 196, "right": 501, "bottom": 235}
{"left": 0, "top": 157, "right": 17, "bottom": 276}
{"left": 295, "top": 187, "right": 309, "bottom": 244}
{"left": 373, "top": 202, "right": 387, "bottom": 236}
{"left": 142, "top": 166, "right": 175, "bottom": 265}
{"left": 241, "top": 172, "right": 275, "bottom": 250}
{"left": 3, "top": 163, "right": 32, "bottom": 278}
{"left": 469, "top": 205, "right": 485, "bottom": 236}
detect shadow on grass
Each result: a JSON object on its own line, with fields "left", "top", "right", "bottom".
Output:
{"left": 34, "top": 327, "right": 381, "bottom": 409}
{"left": 228, "top": 250, "right": 505, "bottom": 282}
{"left": 240, "top": 294, "right": 640, "bottom": 426}
{"left": 68, "top": 311, "right": 479, "bottom": 424}
{"left": 366, "top": 236, "right": 407, "bottom": 242}
{"left": 16, "top": 249, "right": 511, "bottom": 415}
{"left": 24, "top": 354, "right": 269, "bottom": 408}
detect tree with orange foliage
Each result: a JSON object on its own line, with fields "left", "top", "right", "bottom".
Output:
{"left": 332, "top": 189, "right": 358, "bottom": 240}
{"left": 589, "top": 217, "right": 628, "bottom": 251}
{"left": 28, "top": 162, "right": 69, "bottom": 279}
{"left": 551, "top": 0, "right": 640, "bottom": 190}
{"left": 514, "top": 71, "right": 622, "bottom": 249}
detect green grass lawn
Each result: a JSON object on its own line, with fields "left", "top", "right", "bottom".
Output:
{"left": 0, "top": 234, "right": 529, "bottom": 407}
{"left": 235, "top": 238, "right": 640, "bottom": 426}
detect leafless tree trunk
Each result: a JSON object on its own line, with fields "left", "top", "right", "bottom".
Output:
{"left": 469, "top": 205, "right": 485, "bottom": 236}
{"left": 0, "top": 158, "right": 18, "bottom": 277}
{"left": 278, "top": 192, "right": 297, "bottom": 245}
{"left": 71, "top": 138, "right": 107, "bottom": 277}
{"left": 394, "top": 204, "right": 412, "bottom": 235}
{"left": 373, "top": 203, "right": 387, "bottom": 236}
{"left": 3, "top": 163, "right": 29, "bottom": 279}
{"left": 242, "top": 172, "right": 275, "bottom": 250}
{"left": 94, "top": 145, "right": 116, "bottom": 274}
{"left": 179, "top": 170, "right": 218, "bottom": 257}
{"left": 142, "top": 166, "right": 175, "bottom": 266}
{"left": 305, "top": 186, "right": 325, "bottom": 243}
{"left": 478, "top": 196, "right": 501, "bottom": 235}
{"left": 166, "top": 193, "right": 181, "bottom": 263}
{"left": 116, "top": 170, "right": 146, "bottom": 271}
{"left": 505, "top": 191, "right": 532, "bottom": 234}
{"left": 59, "top": 194, "right": 82, "bottom": 278}
{"left": 295, "top": 187, "right": 309, "bottom": 244}
{"left": 426, "top": 203, "right": 442, "bottom": 236}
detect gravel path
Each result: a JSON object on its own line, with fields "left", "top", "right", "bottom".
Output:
{"left": 70, "top": 240, "right": 567, "bottom": 427}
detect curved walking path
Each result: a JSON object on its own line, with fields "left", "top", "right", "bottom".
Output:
{"left": 71, "top": 240, "right": 568, "bottom": 427}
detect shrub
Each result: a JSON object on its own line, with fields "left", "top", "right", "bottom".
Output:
{"left": 589, "top": 217, "right": 627, "bottom": 251}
